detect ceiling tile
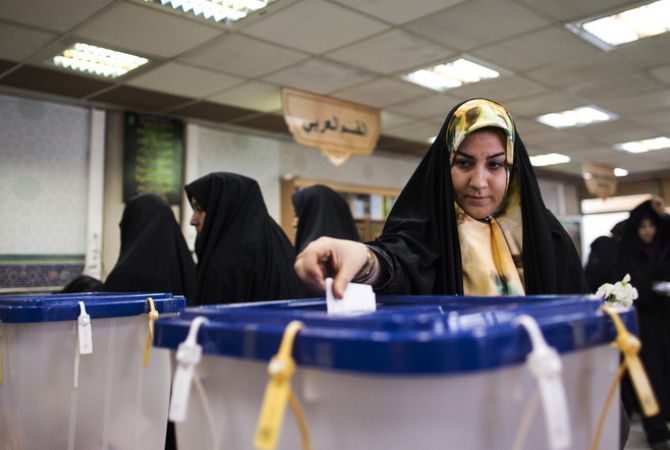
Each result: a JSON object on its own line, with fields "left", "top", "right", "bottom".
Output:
{"left": 404, "top": 0, "right": 548, "bottom": 51}
{"left": 326, "top": 29, "right": 452, "bottom": 75}
{"left": 329, "top": 78, "right": 430, "bottom": 108}
{"left": 386, "top": 93, "right": 461, "bottom": 118}
{"left": 525, "top": 52, "right": 636, "bottom": 88}
{"left": 472, "top": 26, "right": 596, "bottom": 72}
{"left": 381, "top": 111, "right": 416, "bottom": 130}
{"left": 330, "top": 0, "right": 465, "bottom": 25}
{"left": 614, "top": 34, "right": 670, "bottom": 70}
{"left": 0, "top": 65, "right": 112, "bottom": 98}
{"left": 208, "top": 81, "right": 281, "bottom": 112}
{"left": 596, "top": 89, "right": 670, "bottom": 116}
{"left": 126, "top": 62, "right": 243, "bottom": 98}
{"left": 569, "top": 72, "right": 664, "bottom": 101}
{"left": 575, "top": 119, "right": 659, "bottom": 146}
{"left": 447, "top": 76, "right": 547, "bottom": 102}
{"left": 628, "top": 108, "right": 670, "bottom": 130}
{"left": 513, "top": 0, "right": 633, "bottom": 21}
{"left": 0, "top": 0, "right": 113, "bottom": 32}
{"left": 650, "top": 64, "right": 670, "bottom": 85}
{"left": 505, "top": 92, "right": 585, "bottom": 118}
{"left": 0, "top": 21, "right": 58, "bottom": 62}
{"left": 384, "top": 119, "right": 442, "bottom": 142}
{"left": 241, "top": 0, "right": 388, "bottom": 54}
{"left": 76, "top": 2, "right": 221, "bottom": 58}
{"left": 262, "top": 59, "right": 374, "bottom": 94}
{"left": 179, "top": 33, "right": 308, "bottom": 77}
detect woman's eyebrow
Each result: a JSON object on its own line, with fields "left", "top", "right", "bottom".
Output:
{"left": 454, "top": 151, "right": 474, "bottom": 159}
{"left": 487, "top": 152, "right": 505, "bottom": 159}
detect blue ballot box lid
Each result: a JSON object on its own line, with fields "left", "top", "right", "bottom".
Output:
{"left": 153, "top": 295, "right": 636, "bottom": 375}
{"left": 0, "top": 292, "right": 186, "bottom": 323}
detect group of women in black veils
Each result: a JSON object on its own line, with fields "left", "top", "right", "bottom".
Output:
{"left": 585, "top": 198, "right": 670, "bottom": 448}
{"left": 92, "top": 97, "right": 648, "bottom": 446}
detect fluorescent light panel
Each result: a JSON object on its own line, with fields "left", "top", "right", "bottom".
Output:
{"left": 51, "top": 43, "right": 148, "bottom": 78}
{"left": 568, "top": 0, "right": 670, "bottom": 49}
{"left": 536, "top": 106, "right": 616, "bottom": 129}
{"left": 529, "top": 153, "right": 571, "bottom": 167}
{"left": 614, "top": 168, "right": 629, "bottom": 177}
{"left": 146, "top": 0, "right": 275, "bottom": 24}
{"left": 615, "top": 136, "right": 670, "bottom": 153}
{"left": 403, "top": 58, "right": 499, "bottom": 92}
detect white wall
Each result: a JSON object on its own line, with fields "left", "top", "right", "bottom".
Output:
{"left": 194, "top": 124, "right": 421, "bottom": 222}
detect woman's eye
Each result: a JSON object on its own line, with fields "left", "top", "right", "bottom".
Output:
{"left": 453, "top": 159, "right": 471, "bottom": 169}
{"left": 488, "top": 161, "right": 505, "bottom": 170}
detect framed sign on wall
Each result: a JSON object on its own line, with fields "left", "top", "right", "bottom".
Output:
{"left": 123, "top": 111, "right": 184, "bottom": 205}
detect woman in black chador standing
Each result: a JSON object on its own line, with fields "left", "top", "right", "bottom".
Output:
{"left": 616, "top": 198, "right": 670, "bottom": 449}
{"left": 185, "top": 172, "right": 306, "bottom": 305}
{"left": 294, "top": 98, "right": 588, "bottom": 297}
{"left": 103, "top": 192, "right": 196, "bottom": 298}
{"left": 292, "top": 184, "right": 360, "bottom": 252}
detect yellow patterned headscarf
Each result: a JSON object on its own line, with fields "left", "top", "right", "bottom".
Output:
{"left": 446, "top": 99, "right": 515, "bottom": 166}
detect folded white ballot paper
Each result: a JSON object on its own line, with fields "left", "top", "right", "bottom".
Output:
{"left": 325, "top": 277, "right": 377, "bottom": 315}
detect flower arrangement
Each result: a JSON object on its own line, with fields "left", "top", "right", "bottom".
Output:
{"left": 596, "top": 274, "right": 638, "bottom": 307}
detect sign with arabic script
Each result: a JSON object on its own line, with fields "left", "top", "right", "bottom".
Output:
{"left": 282, "top": 88, "right": 381, "bottom": 166}
{"left": 582, "top": 163, "right": 617, "bottom": 199}
{"left": 123, "top": 111, "right": 184, "bottom": 204}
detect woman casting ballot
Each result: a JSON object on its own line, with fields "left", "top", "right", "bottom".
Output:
{"left": 294, "top": 98, "right": 588, "bottom": 298}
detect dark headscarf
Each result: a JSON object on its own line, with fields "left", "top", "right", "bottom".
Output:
{"left": 616, "top": 200, "right": 670, "bottom": 306}
{"left": 185, "top": 172, "right": 306, "bottom": 305}
{"left": 374, "top": 98, "right": 588, "bottom": 295}
{"left": 103, "top": 193, "right": 196, "bottom": 298}
{"left": 292, "top": 185, "right": 360, "bottom": 252}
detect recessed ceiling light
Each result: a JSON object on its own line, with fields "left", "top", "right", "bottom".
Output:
{"left": 536, "top": 106, "right": 616, "bottom": 129}
{"left": 402, "top": 58, "right": 499, "bottom": 92}
{"left": 51, "top": 43, "right": 148, "bottom": 78}
{"left": 614, "top": 167, "right": 629, "bottom": 176}
{"left": 566, "top": 0, "right": 670, "bottom": 50}
{"left": 145, "top": 0, "right": 276, "bottom": 24}
{"left": 615, "top": 136, "right": 670, "bottom": 153}
{"left": 529, "top": 153, "right": 571, "bottom": 167}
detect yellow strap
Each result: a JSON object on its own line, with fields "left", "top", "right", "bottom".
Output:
{"left": 600, "top": 306, "right": 658, "bottom": 416}
{"left": 590, "top": 361, "right": 626, "bottom": 450}
{"left": 254, "top": 320, "right": 311, "bottom": 450}
{"left": 590, "top": 306, "right": 660, "bottom": 450}
{"left": 143, "top": 297, "right": 159, "bottom": 368}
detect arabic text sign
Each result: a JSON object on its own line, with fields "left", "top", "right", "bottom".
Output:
{"left": 582, "top": 163, "right": 617, "bottom": 199}
{"left": 282, "top": 88, "right": 380, "bottom": 164}
{"left": 123, "top": 111, "right": 184, "bottom": 204}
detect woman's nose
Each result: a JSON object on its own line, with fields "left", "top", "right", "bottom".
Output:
{"left": 189, "top": 213, "right": 198, "bottom": 226}
{"left": 469, "top": 167, "right": 487, "bottom": 189}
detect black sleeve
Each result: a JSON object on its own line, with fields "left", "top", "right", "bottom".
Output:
{"left": 367, "top": 244, "right": 412, "bottom": 294}
{"left": 551, "top": 223, "right": 591, "bottom": 294}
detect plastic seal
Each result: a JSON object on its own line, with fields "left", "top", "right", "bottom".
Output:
{"left": 77, "top": 301, "right": 93, "bottom": 355}
{"left": 516, "top": 315, "right": 571, "bottom": 450}
{"left": 143, "top": 297, "right": 159, "bottom": 367}
{"left": 600, "top": 306, "right": 658, "bottom": 416}
{"left": 254, "top": 320, "right": 310, "bottom": 450}
{"left": 169, "top": 316, "right": 209, "bottom": 423}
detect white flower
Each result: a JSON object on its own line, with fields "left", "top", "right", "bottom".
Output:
{"left": 596, "top": 274, "right": 638, "bottom": 308}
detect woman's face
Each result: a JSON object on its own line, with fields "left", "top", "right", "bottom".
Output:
{"left": 638, "top": 218, "right": 656, "bottom": 244}
{"left": 451, "top": 129, "right": 508, "bottom": 219}
{"left": 189, "top": 199, "right": 206, "bottom": 234}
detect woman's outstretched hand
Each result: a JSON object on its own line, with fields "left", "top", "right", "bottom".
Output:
{"left": 294, "top": 237, "right": 370, "bottom": 298}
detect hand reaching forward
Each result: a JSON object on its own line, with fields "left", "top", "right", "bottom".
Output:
{"left": 294, "top": 237, "right": 372, "bottom": 298}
